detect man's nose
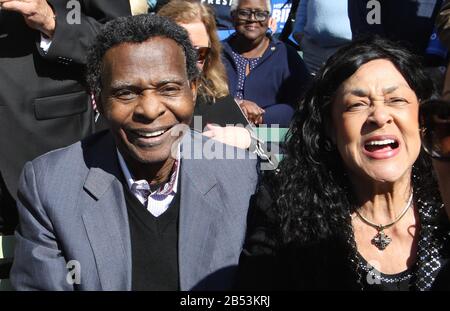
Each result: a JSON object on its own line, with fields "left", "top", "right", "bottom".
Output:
{"left": 133, "top": 91, "right": 166, "bottom": 122}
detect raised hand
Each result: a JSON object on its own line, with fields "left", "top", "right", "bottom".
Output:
{"left": 0, "top": 0, "right": 56, "bottom": 38}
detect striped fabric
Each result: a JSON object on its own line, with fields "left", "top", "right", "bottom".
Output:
{"left": 117, "top": 149, "right": 180, "bottom": 217}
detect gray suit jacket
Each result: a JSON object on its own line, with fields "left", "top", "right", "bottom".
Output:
{"left": 10, "top": 130, "right": 259, "bottom": 290}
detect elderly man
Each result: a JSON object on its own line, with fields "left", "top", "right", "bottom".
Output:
{"left": 10, "top": 14, "right": 258, "bottom": 291}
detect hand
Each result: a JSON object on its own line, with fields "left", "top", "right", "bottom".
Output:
{"left": 202, "top": 124, "right": 252, "bottom": 149}
{"left": 0, "top": 0, "right": 56, "bottom": 38}
{"left": 238, "top": 99, "right": 265, "bottom": 125}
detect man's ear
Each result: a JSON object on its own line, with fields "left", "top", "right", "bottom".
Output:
{"left": 95, "top": 92, "right": 105, "bottom": 115}
{"left": 189, "top": 79, "right": 199, "bottom": 104}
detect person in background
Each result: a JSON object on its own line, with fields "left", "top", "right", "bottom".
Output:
{"left": 238, "top": 37, "right": 450, "bottom": 291}
{"left": 423, "top": 99, "right": 450, "bottom": 291}
{"left": 222, "top": 0, "right": 309, "bottom": 128}
{"left": 292, "top": 0, "right": 352, "bottom": 75}
{"left": 428, "top": 6, "right": 450, "bottom": 288}
{"left": 158, "top": 0, "right": 278, "bottom": 165}
{"left": 349, "top": 0, "right": 443, "bottom": 57}
{"left": 201, "top": 0, "right": 235, "bottom": 40}
{"left": 0, "top": 0, "right": 131, "bottom": 234}
{"left": 437, "top": 0, "right": 450, "bottom": 48}
{"left": 419, "top": 99, "right": 450, "bottom": 211}
{"left": 10, "top": 14, "right": 258, "bottom": 291}
{"left": 158, "top": 0, "right": 248, "bottom": 132}
{"left": 349, "top": 0, "right": 446, "bottom": 91}
{"left": 433, "top": 2, "right": 450, "bottom": 210}
{"left": 200, "top": 0, "right": 277, "bottom": 41}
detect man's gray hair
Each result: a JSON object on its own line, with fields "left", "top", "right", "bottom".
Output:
{"left": 230, "top": 0, "right": 272, "bottom": 14}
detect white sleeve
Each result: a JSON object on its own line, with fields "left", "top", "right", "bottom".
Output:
{"left": 39, "top": 33, "right": 53, "bottom": 53}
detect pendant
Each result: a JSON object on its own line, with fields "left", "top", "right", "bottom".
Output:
{"left": 371, "top": 230, "right": 392, "bottom": 250}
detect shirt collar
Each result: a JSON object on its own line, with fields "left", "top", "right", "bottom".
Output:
{"left": 117, "top": 144, "right": 181, "bottom": 196}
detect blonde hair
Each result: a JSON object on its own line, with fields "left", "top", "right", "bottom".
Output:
{"left": 158, "top": 0, "right": 229, "bottom": 100}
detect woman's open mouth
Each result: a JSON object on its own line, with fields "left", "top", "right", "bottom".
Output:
{"left": 362, "top": 135, "right": 401, "bottom": 159}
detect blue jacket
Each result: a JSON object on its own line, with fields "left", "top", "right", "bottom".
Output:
{"left": 293, "top": 0, "right": 352, "bottom": 47}
{"left": 222, "top": 37, "right": 310, "bottom": 127}
{"left": 348, "top": 0, "right": 443, "bottom": 57}
{"left": 202, "top": 0, "right": 233, "bottom": 30}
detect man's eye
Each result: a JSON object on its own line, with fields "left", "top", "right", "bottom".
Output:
{"left": 115, "top": 90, "right": 137, "bottom": 100}
{"left": 160, "top": 86, "right": 181, "bottom": 95}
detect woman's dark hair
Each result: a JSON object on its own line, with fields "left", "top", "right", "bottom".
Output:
{"left": 268, "top": 36, "right": 441, "bottom": 245}
{"left": 85, "top": 14, "right": 199, "bottom": 104}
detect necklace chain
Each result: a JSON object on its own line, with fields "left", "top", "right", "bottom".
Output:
{"left": 355, "top": 192, "right": 414, "bottom": 250}
{"left": 355, "top": 192, "right": 414, "bottom": 230}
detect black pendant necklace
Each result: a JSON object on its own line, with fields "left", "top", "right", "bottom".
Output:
{"left": 355, "top": 193, "right": 413, "bottom": 251}
{"left": 371, "top": 227, "right": 393, "bottom": 250}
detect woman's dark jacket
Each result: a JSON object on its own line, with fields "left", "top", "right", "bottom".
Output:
{"left": 238, "top": 182, "right": 450, "bottom": 291}
{"left": 221, "top": 37, "right": 310, "bottom": 128}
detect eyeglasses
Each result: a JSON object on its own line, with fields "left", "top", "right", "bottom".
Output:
{"left": 235, "top": 9, "right": 270, "bottom": 22}
{"left": 194, "top": 46, "right": 211, "bottom": 63}
{"left": 419, "top": 99, "right": 450, "bottom": 161}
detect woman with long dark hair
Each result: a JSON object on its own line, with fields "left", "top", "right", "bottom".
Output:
{"left": 238, "top": 37, "right": 450, "bottom": 290}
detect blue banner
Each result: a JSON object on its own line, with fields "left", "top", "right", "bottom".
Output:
{"left": 271, "top": 1, "right": 292, "bottom": 34}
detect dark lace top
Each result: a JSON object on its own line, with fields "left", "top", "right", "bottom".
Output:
{"left": 347, "top": 193, "right": 450, "bottom": 291}
{"left": 357, "top": 253, "right": 414, "bottom": 291}
{"left": 238, "top": 184, "right": 450, "bottom": 291}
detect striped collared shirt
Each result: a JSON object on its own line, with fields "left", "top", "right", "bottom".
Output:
{"left": 117, "top": 147, "right": 180, "bottom": 217}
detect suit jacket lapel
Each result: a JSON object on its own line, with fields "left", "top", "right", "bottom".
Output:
{"left": 178, "top": 135, "right": 227, "bottom": 290}
{"left": 79, "top": 132, "right": 132, "bottom": 290}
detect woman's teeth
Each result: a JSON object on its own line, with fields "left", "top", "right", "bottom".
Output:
{"left": 365, "top": 139, "right": 396, "bottom": 146}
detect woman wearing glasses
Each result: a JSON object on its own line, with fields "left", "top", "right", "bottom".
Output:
{"left": 158, "top": 0, "right": 260, "bottom": 150}
{"left": 222, "top": 0, "right": 310, "bottom": 127}
{"left": 158, "top": 0, "right": 278, "bottom": 164}
{"left": 238, "top": 37, "right": 450, "bottom": 291}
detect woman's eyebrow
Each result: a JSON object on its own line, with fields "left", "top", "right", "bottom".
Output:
{"left": 348, "top": 88, "right": 369, "bottom": 97}
{"left": 382, "top": 85, "right": 399, "bottom": 94}
{"left": 346, "top": 86, "right": 401, "bottom": 97}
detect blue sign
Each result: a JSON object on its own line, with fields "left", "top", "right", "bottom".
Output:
{"left": 271, "top": 1, "right": 292, "bottom": 34}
